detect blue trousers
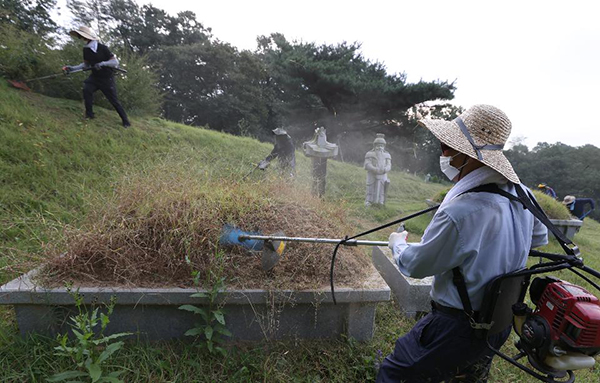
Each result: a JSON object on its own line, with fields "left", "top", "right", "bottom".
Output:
{"left": 376, "top": 308, "right": 511, "bottom": 382}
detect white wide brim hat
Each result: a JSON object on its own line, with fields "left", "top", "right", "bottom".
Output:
{"left": 563, "top": 195, "right": 576, "bottom": 205}
{"left": 69, "top": 26, "right": 99, "bottom": 41}
{"left": 272, "top": 128, "right": 288, "bottom": 136}
{"left": 418, "top": 104, "right": 520, "bottom": 184}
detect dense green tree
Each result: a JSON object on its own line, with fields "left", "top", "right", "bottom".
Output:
{"left": 66, "top": 0, "right": 112, "bottom": 38}
{"left": 67, "top": 0, "right": 211, "bottom": 53}
{"left": 256, "top": 33, "right": 456, "bottom": 141}
{"left": 108, "top": 1, "right": 210, "bottom": 53}
{"left": 153, "top": 41, "right": 273, "bottom": 138}
{"left": 0, "top": 0, "right": 57, "bottom": 37}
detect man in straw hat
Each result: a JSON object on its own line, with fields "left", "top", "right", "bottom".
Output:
{"left": 377, "top": 105, "right": 548, "bottom": 382}
{"left": 562, "top": 195, "right": 595, "bottom": 220}
{"left": 62, "top": 26, "right": 131, "bottom": 127}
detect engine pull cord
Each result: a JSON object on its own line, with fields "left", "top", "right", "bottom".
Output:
{"left": 330, "top": 204, "right": 440, "bottom": 305}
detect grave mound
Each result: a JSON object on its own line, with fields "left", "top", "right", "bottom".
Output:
{"left": 40, "top": 174, "right": 373, "bottom": 290}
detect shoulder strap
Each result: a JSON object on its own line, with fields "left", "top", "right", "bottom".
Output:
{"left": 452, "top": 267, "right": 474, "bottom": 315}
{"left": 464, "top": 183, "right": 577, "bottom": 256}
{"left": 450, "top": 182, "right": 579, "bottom": 320}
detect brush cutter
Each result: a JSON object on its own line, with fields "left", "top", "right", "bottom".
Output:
{"left": 7, "top": 67, "right": 128, "bottom": 91}
{"left": 220, "top": 224, "right": 394, "bottom": 271}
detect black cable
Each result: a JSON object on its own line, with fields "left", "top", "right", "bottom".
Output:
{"left": 330, "top": 204, "right": 440, "bottom": 305}
{"left": 330, "top": 237, "right": 347, "bottom": 305}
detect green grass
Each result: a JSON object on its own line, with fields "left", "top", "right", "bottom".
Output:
{"left": 1, "top": 80, "right": 599, "bottom": 382}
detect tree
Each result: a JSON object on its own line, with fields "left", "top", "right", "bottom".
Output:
{"left": 153, "top": 41, "right": 273, "bottom": 138}
{"left": 256, "top": 33, "right": 456, "bottom": 142}
{"left": 0, "top": 0, "right": 58, "bottom": 37}
{"left": 66, "top": 0, "right": 112, "bottom": 39}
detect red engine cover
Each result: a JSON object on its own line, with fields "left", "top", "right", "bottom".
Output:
{"left": 536, "top": 281, "right": 600, "bottom": 351}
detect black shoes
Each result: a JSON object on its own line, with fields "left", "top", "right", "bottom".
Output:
{"left": 122, "top": 121, "right": 131, "bottom": 128}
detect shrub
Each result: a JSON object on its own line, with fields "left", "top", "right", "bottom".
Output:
{"left": 0, "top": 24, "right": 63, "bottom": 88}
{"left": 105, "top": 49, "right": 162, "bottom": 116}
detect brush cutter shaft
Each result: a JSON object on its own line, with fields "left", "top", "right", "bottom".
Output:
{"left": 25, "top": 67, "right": 127, "bottom": 82}
{"left": 238, "top": 234, "right": 388, "bottom": 247}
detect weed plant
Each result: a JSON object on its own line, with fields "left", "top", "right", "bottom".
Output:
{"left": 179, "top": 252, "right": 232, "bottom": 355}
{"left": 48, "top": 289, "right": 131, "bottom": 382}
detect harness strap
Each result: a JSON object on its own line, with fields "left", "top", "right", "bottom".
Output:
{"left": 449, "top": 182, "right": 578, "bottom": 329}
{"left": 452, "top": 267, "right": 474, "bottom": 316}
{"left": 467, "top": 183, "right": 577, "bottom": 256}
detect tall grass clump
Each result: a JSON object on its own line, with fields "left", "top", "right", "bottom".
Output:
{"left": 41, "top": 157, "right": 373, "bottom": 290}
{"left": 532, "top": 190, "right": 572, "bottom": 220}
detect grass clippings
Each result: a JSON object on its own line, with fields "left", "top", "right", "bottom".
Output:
{"left": 40, "top": 165, "right": 373, "bottom": 290}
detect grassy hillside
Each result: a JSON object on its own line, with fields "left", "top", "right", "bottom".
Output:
{"left": 1, "top": 81, "right": 599, "bottom": 382}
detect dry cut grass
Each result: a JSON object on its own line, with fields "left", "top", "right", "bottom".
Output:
{"left": 40, "top": 160, "right": 373, "bottom": 290}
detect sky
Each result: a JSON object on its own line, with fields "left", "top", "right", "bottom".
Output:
{"left": 57, "top": 0, "right": 600, "bottom": 149}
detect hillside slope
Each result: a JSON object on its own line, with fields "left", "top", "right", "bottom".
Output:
{"left": 3, "top": 80, "right": 600, "bottom": 383}
{"left": 0, "top": 81, "right": 447, "bottom": 285}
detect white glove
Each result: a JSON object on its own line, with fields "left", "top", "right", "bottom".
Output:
{"left": 258, "top": 160, "right": 269, "bottom": 170}
{"left": 388, "top": 230, "right": 409, "bottom": 263}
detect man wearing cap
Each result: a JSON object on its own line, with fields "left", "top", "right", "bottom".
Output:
{"left": 63, "top": 26, "right": 130, "bottom": 128}
{"left": 258, "top": 128, "right": 296, "bottom": 176}
{"left": 377, "top": 105, "right": 548, "bottom": 382}
{"left": 563, "top": 195, "right": 595, "bottom": 220}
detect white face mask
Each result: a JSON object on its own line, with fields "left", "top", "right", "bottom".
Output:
{"left": 439, "top": 154, "right": 468, "bottom": 181}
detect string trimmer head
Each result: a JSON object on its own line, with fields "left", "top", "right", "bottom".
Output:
{"left": 219, "top": 224, "right": 286, "bottom": 271}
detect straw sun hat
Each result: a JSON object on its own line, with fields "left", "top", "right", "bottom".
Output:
{"left": 563, "top": 195, "right": 576, "bottom": 205}
{"left": 69, "top": 26, "right": 99, "bottom": 41}
{"left": 418, "top": 104, "right": 520, "bottom": 184}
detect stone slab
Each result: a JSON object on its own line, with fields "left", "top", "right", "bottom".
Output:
{"left": 549, "top": 218, "right": 583, "bottom": 241}
{"left": 371, "top": 246, "right": 432, "bottom": 318}
{"left": 0, "top": 267, "right": 390, "bottom": 342}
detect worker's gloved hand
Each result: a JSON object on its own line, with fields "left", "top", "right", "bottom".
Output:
{"left": 258, "top": 160, "right": 269, "bottom": 170}
{"left": 388, "top": 230, "right": 409, "bottom": 263}
{"left": 93, "top": 62, "right": 104, "bottom": 70}
{"left": 62, "top": 66, "right": 73, "bottom": 73}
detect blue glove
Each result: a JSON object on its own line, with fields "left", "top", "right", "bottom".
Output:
{"left": 93, "top": 62, "right": 103, "bottom": 70}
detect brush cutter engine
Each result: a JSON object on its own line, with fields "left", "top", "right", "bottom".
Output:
{"left": 514, "top": 276, "right": 600, "bottom": 375}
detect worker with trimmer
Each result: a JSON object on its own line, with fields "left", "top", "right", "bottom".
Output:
{"left": 258, "top": 128, "right": 296, "bottom": 177}
{"left": 62, "top": 26, "right": 131, "bottom": 128}
{"left": 377, "top": 105, "right": 548, "bottom": 382}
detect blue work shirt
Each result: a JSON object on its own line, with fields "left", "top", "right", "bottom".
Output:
{"left": 393, "top": 170, "right": 548, "bottom": 311}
